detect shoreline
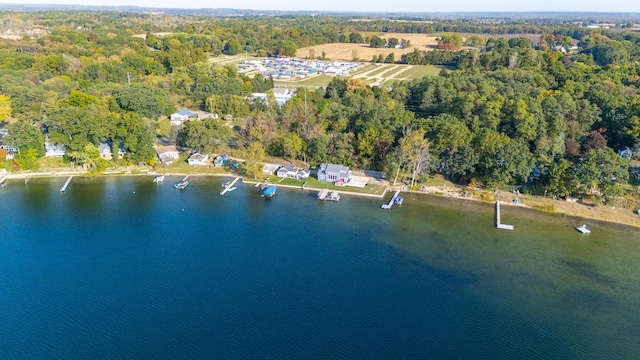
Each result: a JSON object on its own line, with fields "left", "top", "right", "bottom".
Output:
{"left": 3, "top": 169, "right": 639, "bottom": 229}
{"left": 242, "top": 179, "right": 387, "bottom": 199}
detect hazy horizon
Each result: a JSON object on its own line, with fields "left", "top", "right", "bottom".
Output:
{"left": 3, "top": 0, "right": 640, "bottom": 13}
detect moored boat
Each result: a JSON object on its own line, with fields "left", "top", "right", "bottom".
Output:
{"left": 262, "top": 185, "right": 276, "bottom": 198}
{"left": 317, "top": 189, "right": 328, "bottom": 200}
{"left": 153, "top": 175, "right": 165, "bottom": 183}
{"left": 326, "top": 191, "right": 340, "bottom": 202}
{"left": 173, "top": 180, "right": 189, "bottom": 190}
{"left": 576, "top": 224, "right": 591, "bottom": 234}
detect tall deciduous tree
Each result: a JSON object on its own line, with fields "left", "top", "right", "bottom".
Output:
{"left": 399, "top": 129, "right": 430, "bottom": 187}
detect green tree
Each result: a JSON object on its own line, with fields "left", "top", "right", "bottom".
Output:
{"left": 14, "top": 148, "right": 40, "bottom": 171}
{"left": 370, "top": 36, "right": 386, "bottom": 48}
{"left": 5, "top": 121, "right": 45, "bottom": 157}
{"left": 224, "top": 39, "right": 243, "bottom": 55}
{"left": 182, "top": 118, "right": 232, "bottom": 154}
{"left": 281, "top": 132, "right": 303, "bottom": 160}
{"left": 243, "top": 142, "right": 266, "bottom": 179}
{"left": 114, "top": 84, "right": 174, "bottom": 119}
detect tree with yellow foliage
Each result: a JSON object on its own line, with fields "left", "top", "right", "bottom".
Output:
{"left": 0, "top": 94, "right": 11, "bottom": 122}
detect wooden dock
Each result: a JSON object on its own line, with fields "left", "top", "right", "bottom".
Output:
{"left": 496, "top": 201, "right": 514, "bottom": 230}
{"left": 381, "top": 190, "right": 401, "bottom": 209}
{"left": 220, "top": 176, "right": 240, "bottom": 195}
{"left": 60, "top": 176, "right": 73, "bottom": 192}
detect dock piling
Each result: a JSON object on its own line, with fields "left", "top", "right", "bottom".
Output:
{"left": 220, "top": 176, "right": 240, "bottom": 195}
{"left": 60, "top": 176, "right": 73, "bottom": 192}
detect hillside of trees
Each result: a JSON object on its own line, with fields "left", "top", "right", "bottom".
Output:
{"left": 0, "top": 11, "right": 639, "bottom": 204}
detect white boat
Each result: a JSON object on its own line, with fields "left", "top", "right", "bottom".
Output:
{"left": 576, "top": 224, "right": 591, "bottom": 234}
{"left": 153, "top": 175, "right": 165, "bottom": 183}
{"left": 227, "top": 187, "right": 237, "bottom": 192}
{"left": 326, "top": 191, "right": 340, "bottom": 201}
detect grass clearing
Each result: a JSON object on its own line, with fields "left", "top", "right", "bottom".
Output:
{"left": 277, "top": 177, "right": 387, "bottom": 195}
{"left": 389, "top": 65, "right": 444, "bottom": 79}
{"left": 274, "top": 74, "right": 334, "bottom": 88}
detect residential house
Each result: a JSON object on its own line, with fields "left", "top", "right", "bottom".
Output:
{"left": 317, "top": 163, "right": 352, "bottom": 184}
{"left": 170, "top": 110, "right": 194, "bottom": 126}
{"left": 296, "top": 168, "right": 311, "bottom": 179}
{"left": 187, "top": 152, "right": 209, "bottom": 166}
{"left": 155, "top": 145, "right": 180, "bottom": 164}
{"left": 44, "top": 141, "right": 66, "bottom": 158}
{"left": 0, "top": 144, "right": 18, "bottom": 160}
{"left": 213, "top": 153, "right": 228, "bottom": 166}
{"left": 263, "top": 163, "right": 280, "bottom": 175}
{"left": 277, "top": 163, "right": 298, "bottom": 178}
{"left": 618, "top": 146, "right": 633, "bottom": 159}
{"left": 98, "top": 141, "right": 126, "bottom": 160}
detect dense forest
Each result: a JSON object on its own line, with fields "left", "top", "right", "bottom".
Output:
{"left": 0, "top": 11, "right": 639, "bottom": 204}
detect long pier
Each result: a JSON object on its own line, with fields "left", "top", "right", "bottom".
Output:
{"left": 496, "top": 201, "right": 514, "bottom": 230}
{"left": 60, "top": 176, "right": 73, "bottom": 192}
{"left": 220, "top": 176, "right": 240, "bottom": 195}
{"left": 381, "top": 190, "right": 401, "bottom": 209}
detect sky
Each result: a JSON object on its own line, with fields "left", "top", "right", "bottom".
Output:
{"left": 3, "top": 0, "right": 640, "bottom": 12}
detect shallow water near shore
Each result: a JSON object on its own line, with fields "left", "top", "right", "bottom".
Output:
{"left": 1, "top": 176, "right": 639, "bottom": 359}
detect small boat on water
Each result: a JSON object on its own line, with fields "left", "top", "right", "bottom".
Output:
{"left": 221, "top": 181, "right": 231, "bottom": 188}
{"left": 576, "top": 224, "right": 591, "bottom": 234}
{"left": 317, "top": 189, "right": 328, "bottom": 200}
{"left": 153, "top": 175, "right": 165, "bottom": 183}
{"left": 394, "top": 195, "right": 404, "bottom": 205}
{"left": 227, "top": 187, "right": 237, "bottom": 192}
{"left": 326, "top": 191, "right": 340, "bottom": 202}
{"left": 262, "top": 185, "right": 276, "bottom": 198}
{"left": 173, "top": 180, "right": 189, "bottom": 190}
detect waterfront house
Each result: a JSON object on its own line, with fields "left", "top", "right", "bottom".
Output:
{"left": 317, "top": 163, "right": 351, "bottom": 184}
{"left": 155, "top": 145, "right": 180, "bottom": 164}
{"left": 296, "top": 168, "right": 311, "bottom": 180}
{"left": 276, "top": 163, "right": 298, "bottom": 178}
{"left": 187, "top": 152, "right": 209, "bottom": 166}
{"left": 44, "top": 141, "right": 66, "bottom": 158}
{"left": 0, "top": 144, "right": 18, "bottom": 160}
{"left": 213, "top": 153, "right": 228, "bottom": 166}
{"left": 170, "top": 110, "right": 194, "bottom": 126}
{"left": 98, "top": 141, "right": 126, "bottom": 160}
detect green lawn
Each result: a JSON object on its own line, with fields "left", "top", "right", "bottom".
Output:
{"left": 277, "top": 177, "right": 387, "bottom": 195}
{"left": 274, "top": 74, "right": 334, "bottom": 87}
{"left": 388, "top": 64, "right": 444, "bottom": 79}
{"left": 350, "top": 64, "right": 376, "bottom": 75}
{"left": 365, "top": 64, "right": 393, "bottom": 77}
{"left": 378, "top": 65, "right": 406, "bottom": 78}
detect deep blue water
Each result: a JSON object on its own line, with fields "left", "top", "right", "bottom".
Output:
{"left": 1, "top": 176, "right": 639, "bottom": 359}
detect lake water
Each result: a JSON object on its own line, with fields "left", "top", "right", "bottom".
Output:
{"left": 1, "top": 176, "right": 639, "bottom": 359}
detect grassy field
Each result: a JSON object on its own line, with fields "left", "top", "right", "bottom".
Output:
{"left": 274, "top": 74, "right": 334, "bottom": 88}
{"left": 296, "top": 33, "right": 439, "bottom": 61}
{"left": 388, "top": 64, "right": 445, "bottom": 79}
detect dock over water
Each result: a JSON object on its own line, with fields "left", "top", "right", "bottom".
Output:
{"left": 220, "top": 177, "right": 240, "bottom": 195}
{"left": 60, "top": 176, "right": 73, "bottom": 192}
{"left": 0, "top": 175, "right": 7, "bottom": 187}
{"left": 381, "top": 190, "right": 401, "bottom": 209}
{"left": 496, "top": 201, "right": 514, "bottom": 230}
